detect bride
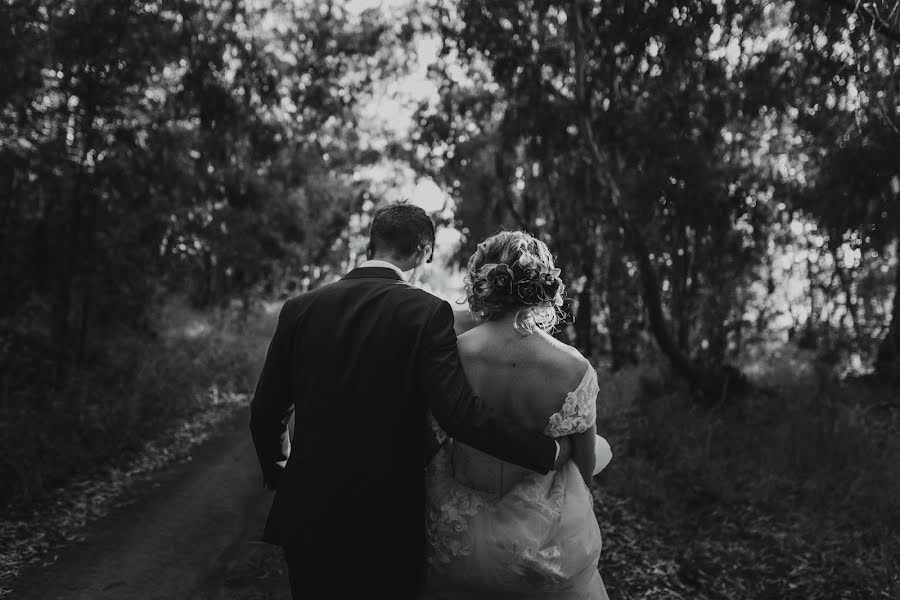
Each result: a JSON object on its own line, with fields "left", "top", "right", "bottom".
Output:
{"left": 423, "top": 231, "right": 611, "bottom": 599}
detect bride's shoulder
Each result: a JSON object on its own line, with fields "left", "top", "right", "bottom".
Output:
{"left": 540, "top": 333, "right": 592, "bottom": 373}
{"left": 456, "top": 325, "right": 489, "bottom": 359}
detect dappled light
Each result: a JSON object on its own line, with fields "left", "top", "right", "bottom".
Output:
{"left": 1, "top": 0, "right": 898, "bottom": 598}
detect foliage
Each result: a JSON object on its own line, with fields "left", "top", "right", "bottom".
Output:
{"left": 0, "top": 0, "right": 414, "bottom": 505}
{"left": 0, "top": 0, "right": 408, "bottom": 390}
{"left": 410, "top": 0, "right": 900, "bottom": 393}
{"left": 0, "top": 3, "right": 898, "bottom": 594}
{"left": 0, "top": 298, "right": 276, "bottom": 509}
{"left": 787, "top": 0, "right": 900, "bottom": 373}
{"left": 0, "top": 0, "right": 426, "bottom": 516}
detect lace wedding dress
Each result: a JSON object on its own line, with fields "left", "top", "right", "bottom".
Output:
{"left": 422, "top": 367, "right": 609, "bottom": 599}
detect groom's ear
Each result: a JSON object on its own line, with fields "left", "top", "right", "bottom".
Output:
{"left": 422, "top": 243, "right": 434, "bottom": 264}
{"left": 365, "top": 244, "right": 374, "bottom": 260}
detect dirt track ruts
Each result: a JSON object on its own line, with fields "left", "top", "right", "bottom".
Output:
{"left": 11, "top": 419, "right": 285, "bottom": 600}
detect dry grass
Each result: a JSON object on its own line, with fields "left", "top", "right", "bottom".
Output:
{"left": 0, "top": 298, "right": 277, "bottom": 508}
{"left": 592, "top": 348, "right": 900, "bottom": 598}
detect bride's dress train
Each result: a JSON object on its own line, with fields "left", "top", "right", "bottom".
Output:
{"left": 422, "top": 368, "right": 610, "bottom": 599}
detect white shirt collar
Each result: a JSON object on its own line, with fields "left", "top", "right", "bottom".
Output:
{"left": 360, "top": 259, "right": 407, "bottom": 281}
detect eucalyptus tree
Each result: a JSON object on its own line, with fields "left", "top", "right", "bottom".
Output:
{"left": 786, "top": 0, "right": 900, "bottom": 376}
{"left": 414, "top": 0, "right": 788, "bottom": 397}
{"left": 0, "top": 0, "right": 410, "bottom": 388}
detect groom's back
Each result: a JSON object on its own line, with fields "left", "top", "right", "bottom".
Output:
{"left": 261, "top": 270, "right": 443, "bottom": 552}
{"left": 287, "top": 274, "right": 437, "bottom": 438}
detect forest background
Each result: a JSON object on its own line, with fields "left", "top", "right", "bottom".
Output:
{"left": 2, "top": 1, "right": 898, "bottom": 597}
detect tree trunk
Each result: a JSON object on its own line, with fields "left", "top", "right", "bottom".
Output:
{"left": 875, "top": 256, "right": 900, "bottom": 378}
{"left": 52, "top": 72, "right": 77, "bottom": 384}
{"left": 54, "top": 188, "right": 81, "bottom": 384}
{"left": 625, "top": 223, "right": 710, "bottom": 391}
{"left": 832, "top": 244, "right": 864, "bottom": 345}
{"left": 672, "top": 225, "right": 691, "bottom": 352}
{"left": 605, "top": 241, "right": 636, "bottom": 371}
{"left": 574, "top": 266, "right": 594, "bottom": 358}
{"left": 76, "top": 193, "right": 99, "bottom": 366}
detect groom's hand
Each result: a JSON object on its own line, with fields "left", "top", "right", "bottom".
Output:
{"left": 552, "top": 436, "right": 573, "bottom": 470}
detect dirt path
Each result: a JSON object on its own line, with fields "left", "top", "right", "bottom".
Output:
{"left": 10, "top": 419, "right": 289, "bottom": 600}
{"left": 18, "top": 413, "right": 882, "bottom": 600}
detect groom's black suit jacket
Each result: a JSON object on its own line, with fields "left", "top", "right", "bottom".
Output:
{"left": 250, "top": 267, "right": 557, "bottom": 558}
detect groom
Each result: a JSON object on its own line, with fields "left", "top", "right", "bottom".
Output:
{"left": 250, "top": 202, "right": 570, "bottom": 599}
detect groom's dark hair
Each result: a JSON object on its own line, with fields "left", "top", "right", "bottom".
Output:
{"left": 368, "top": 202, "right": 436, "bottom": 258}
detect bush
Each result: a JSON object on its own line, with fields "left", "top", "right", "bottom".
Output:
{"left": 0, "top": 298, "right": 277, "bottom": 509}
{"left": 595, "top": 353, "right": 900, "bottom": 593}
{"left": 601, "top": 355, "right": 900, "bottom": 518}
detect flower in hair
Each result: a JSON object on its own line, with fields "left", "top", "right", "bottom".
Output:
{"left": 540, "top": 272, "right": 561, "bottom": 296}
{"left": 517, "top": 253, "right": 547, "bottom": 280}
{"left": 488, "top": 263, "right": 514, "bottom": 295}
{"left": 516, "top": 279, "right": 544, "bottom": 302}
{"left": 472, "top": 276, "right": 490, "bottom": 297}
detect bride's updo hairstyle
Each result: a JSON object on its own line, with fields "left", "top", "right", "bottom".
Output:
{"left": 465, "top": 231, "right": 566, "bottom": 334}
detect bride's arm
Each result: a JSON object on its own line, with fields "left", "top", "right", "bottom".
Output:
{"left": 572, "top": 424, "right": 596, "bottom": 487}
{"left": 593, "top": 433, "right": 612, "bottom": 475}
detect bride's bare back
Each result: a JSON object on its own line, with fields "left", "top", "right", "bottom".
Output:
{"left": 451, "top": 320, "right": 594, "bottom": 495}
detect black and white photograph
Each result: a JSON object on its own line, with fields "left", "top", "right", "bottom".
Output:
{"left": 1, "top": 0, "right": 899, "bottom": 598}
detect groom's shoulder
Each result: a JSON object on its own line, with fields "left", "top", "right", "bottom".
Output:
{"left": 273, "top": 293, "right": 309, "bottom": 320}
{"left": 394, "top": 283, "right": 448, "bottom": 310}
{"left": 381, "top": 284, "right": 452, "bottom": 325}
{"left": 276, "top": 284, "right": 335, "bottom": 312}
{"left": 396, "top": 282, "right": 443, "bottom": 303}
{"left": 290, "top": 278, "right": 445, "bottom": 311}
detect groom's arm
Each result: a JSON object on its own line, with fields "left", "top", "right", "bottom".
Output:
{"left": 418, "top": 301, "right": 559, "bottom": 474}
{"left": 249, "top": 300, "right": 297, "bottom": 490}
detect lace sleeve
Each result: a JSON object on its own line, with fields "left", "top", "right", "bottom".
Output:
{"left": 543, "top": 368, "right": 598, "bottom": 437}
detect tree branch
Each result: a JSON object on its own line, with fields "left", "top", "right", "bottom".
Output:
{"left": 568, "top": 0, "right": 717, "bottom": 394}
{"left": 825, "top": 0, "right": 900, "bottom": 44}
{"left": 493, "top": 151, "right": 529, "bottom": 229}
